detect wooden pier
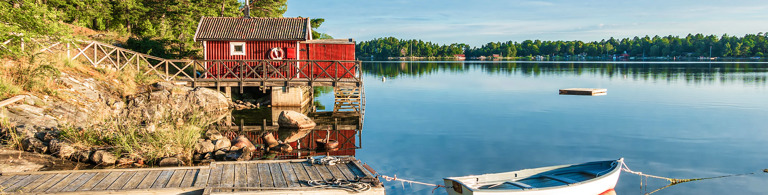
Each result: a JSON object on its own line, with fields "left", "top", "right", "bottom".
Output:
{"left": 0, "top": 158, "right": 383, "bottom": 195}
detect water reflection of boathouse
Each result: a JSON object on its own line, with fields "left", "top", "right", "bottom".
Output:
{"left": 220, "top": 88, "right": 364, "bottom": 159}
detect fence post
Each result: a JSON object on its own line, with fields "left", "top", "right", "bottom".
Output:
{"left": 67, "top": 42, "right": 70, "bottom": 59}
{"left": 20, "top": 38, "right": 24, "bottom": 52}
{"left": 165, "top": 61, "right": 169, "bottom": 80}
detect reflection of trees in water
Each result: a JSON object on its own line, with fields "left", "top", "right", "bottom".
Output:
{"left": 363, "top": 62, "right": 768, "bottom": 85}
{"left": 313, "top": 86, "right": 333, "bottom": 110}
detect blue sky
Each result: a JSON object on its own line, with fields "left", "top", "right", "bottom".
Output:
{"left": 284, "top": 0, "right": 768, "bottom": 47}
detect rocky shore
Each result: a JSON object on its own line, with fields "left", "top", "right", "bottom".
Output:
{"left": 1, "top": 78, "right": 231, "bottom": 169}
{"left": 1, "top": 75, "right": 322, "bottom": 172}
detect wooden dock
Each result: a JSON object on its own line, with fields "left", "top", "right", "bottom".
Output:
{"left": 559, "top": 88, "right": 607, "bottom": 96}
{"left": 0, "top": 158, "right": 383, "bottom": 195}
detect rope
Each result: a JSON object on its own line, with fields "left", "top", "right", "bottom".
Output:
{"left": 310, "top": 156, "right": 356, "bottom": 166}
{"left": 620, "top": 161, "right": 759, "bottom": 185}
{"left": 306, "top": 178, "right": 372, "bottom": 193}
{"left": 381, "top": 175, "right": 446, "bottom": 193}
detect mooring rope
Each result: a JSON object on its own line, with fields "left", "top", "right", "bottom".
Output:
{"left": 380, "top": 175, "right": 446, "bottom": 193}
{"left": 620, "top": 161, "right": 760, "bottom": 185}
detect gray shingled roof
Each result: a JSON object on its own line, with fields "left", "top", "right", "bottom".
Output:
{"left": 194, "top": 17, "right": 310, "bottom": 41}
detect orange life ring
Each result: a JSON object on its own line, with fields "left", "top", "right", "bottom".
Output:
{"left": 269, "top": 47, "right": 285, "bottom": 60}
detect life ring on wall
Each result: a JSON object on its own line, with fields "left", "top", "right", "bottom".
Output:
{"left": 269, "top": 47, "right": 285, "bottom": 60}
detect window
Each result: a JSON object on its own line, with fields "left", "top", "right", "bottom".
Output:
{"left": 230, "top": 42, "right": 246, "bottom": 56}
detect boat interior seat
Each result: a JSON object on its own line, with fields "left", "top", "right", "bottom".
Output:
{"left": 504, "top": 181, "right": 533, "bottom": 189}
{"left": 581, "top": 169, "right": 606, "bottom": 176}
{"left": 542, "top": 175, "right": 579, "bottom": 184}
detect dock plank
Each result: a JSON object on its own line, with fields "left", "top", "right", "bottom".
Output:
{"left": 122, "top": 171, "right": 150, "bottom": 190}
{"left": 165, "top": 169, "right": 187, "bottom": 188}
{"left": 77, "top": 172, "right": 110, "bottom": 191}
{"left": 220, "top": 164, "right": 235, "bottom": 187}
{"left": 351, "top": 160, "right": 375, "bottom": 178}
{"left": 246, "top": 164, "right": 260, "bottom": 187}
{"left": 280, "top": 162, "right": 301, "bottom": 187}
{"left": 207, "top": 163, "right": 224, "bottom": 187}
{"left": 269, "top": 163, "right": 288, "bottom": 188}
{"left": 257, "top": 163, "right": 273, "bottom": 187}
{"left": 0, "top": 175, "right": 28, "bottom": 189}
{"left": 291, "top": 162, "right": 312, "bottom": 187}
{"left": 345, "top": 163, "right": 366, "bottom": 178}
{"left": 337, "top": 163, "right": 357, "bottom": 180}
{"left": 4, "top": 174, "right": 40, "bottom": 192}
{"left": 179, "top": 169, "right": 198, "bottom": 187}
{"left": 150, "top": 170, "right": 174, "bottom": 188}
{"left": 193, "top": 168, "right": 211, "bottom": 187}
{"left": 61, "top": 173, "right": 98, "bottom": 192}
{"left": 92, "top": 171, "right": 124, "bottom": 191}
{"left": 0, "top": 175, "right": 13, "bottom": 185}
{"left": 136, "top": 170, "right": 163, "bottom": 189}
{"left": 108, "top": 171, "right": 137, "bottom": 190}
{"left": 302, "top": 162, "right": 324, "bottom": 181}
{"left": 234, "top": 164, "right": 248, "bottom": 188}
{"left": 313, "top": 164, "right": 335, "bottom": 180}
{"left": 324, "top": 164, "right": 347, "bottom": 180}
{"left": 47, "top": 172, "right": 84, "bottom": 193}
{"left": 30, "top": 173, "right": 70, "bottom": 192}
{"left": 17, "top": 174, "right": 54, "bottom": 193}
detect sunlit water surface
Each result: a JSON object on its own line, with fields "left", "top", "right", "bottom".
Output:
{"left": 311, "top": 61, "right": 768, "bottom": 195}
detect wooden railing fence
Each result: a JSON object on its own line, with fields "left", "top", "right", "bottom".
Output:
{"left": 2, "top": 36, "right": 363, "bottom": 85}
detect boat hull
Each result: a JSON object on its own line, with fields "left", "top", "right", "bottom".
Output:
{"left": 443, "top": 159, "right": 622, "bottom": 195}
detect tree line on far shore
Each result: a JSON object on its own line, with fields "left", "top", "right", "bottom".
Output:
{"left": 357, "top": 33, "right": 768, "bottom": 60}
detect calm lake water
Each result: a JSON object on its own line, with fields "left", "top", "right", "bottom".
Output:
{"left": 310, "top": 61, "right": 768, "bottom": 195}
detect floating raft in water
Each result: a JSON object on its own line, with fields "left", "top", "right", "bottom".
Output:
{"left": 559, "top": 88, "right": 607, "bottom": 96}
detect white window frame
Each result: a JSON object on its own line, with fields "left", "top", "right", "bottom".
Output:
{"left": 230, "top": 42, "right": 246, "bottom": 56}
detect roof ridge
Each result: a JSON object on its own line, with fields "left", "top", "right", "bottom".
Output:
{"left": 202, "top": 16, "right": 308, "bottom": 20}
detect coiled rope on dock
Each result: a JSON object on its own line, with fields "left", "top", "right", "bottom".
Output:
{"left": 380, "top": 174, "right": 446, "bottom": 193}
{"left": 306, "top": 178, "right": 372, "bottom": 193}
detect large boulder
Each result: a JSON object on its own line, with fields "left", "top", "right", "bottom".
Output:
{"left": 21, "top": 137, "right": 47, "bottom": 153}
{"left": 5, "top": 104, "right": 59, "bottom": 130}
{"left": 231, "top": 135, "right": 257, "bottom": 152}
{"left": 122, "top": 82, "right": 230, "bottom": 127}
{"left": 277, "top": 111, "right": 316, "bottom": 129}
{"left": 213, "top": 137, "right": 232, "bottom": 151}
{"left": 90, "top": 150, "right": 117, "bottom": 165}
{"left": 35, "top": 130, "right": 60, "bottom": 143}
{"left": 158, "top": 157, "right": 182, "bottom": 166}
{"left": 49, "top": 139, "right": 76, "bottom": 159}
{"left": 205, "top": 129, "right": 224, "bottom": 140}
{"left": 195, "top": 139, "right": 215, "bottom": 154}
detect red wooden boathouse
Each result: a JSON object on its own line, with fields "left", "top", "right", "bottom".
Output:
{"left": 193, "top": 17, "right": 356, "bottom": 79}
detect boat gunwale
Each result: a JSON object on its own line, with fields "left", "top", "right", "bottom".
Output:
{"left": 443, "top": 158, "right": 622, "bottom": 192}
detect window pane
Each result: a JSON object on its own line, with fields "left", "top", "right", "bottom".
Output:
{"left": 234, "top": 45, "right": 243, "bottom": 52}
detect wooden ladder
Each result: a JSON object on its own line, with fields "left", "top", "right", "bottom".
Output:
{"left": 333, "top": 87, "right": 361, "bottom": 113}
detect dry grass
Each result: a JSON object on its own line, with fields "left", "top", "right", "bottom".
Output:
{"left": 59, "top": 112, "right": 212, "bottom": 164}
{"left": 0, "top": 118, "right": 23, "bottom": 150}
{"left": 0, "top": 51, "right": 162, "bottom": 102}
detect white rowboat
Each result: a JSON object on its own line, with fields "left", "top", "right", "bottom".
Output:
{"left": 443, "top": 158, "right": 623, "bottom": 195}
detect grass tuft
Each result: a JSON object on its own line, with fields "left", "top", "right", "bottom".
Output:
{"left": 0, "top": 118, "right": 23, "bottom": 150}
{"left": 58, "top": 111, "right": 214, "bottom": 164}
